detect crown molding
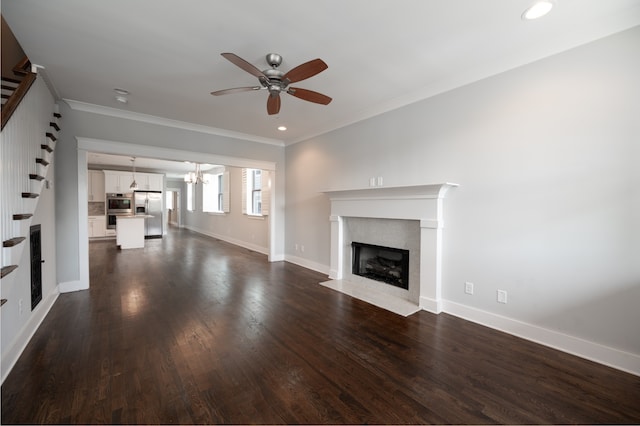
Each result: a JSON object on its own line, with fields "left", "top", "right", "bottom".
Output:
{"left": 63, "top": 99, "right": 285, "bottom": 147}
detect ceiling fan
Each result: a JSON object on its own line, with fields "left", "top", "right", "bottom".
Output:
{"left": 211, "top": 52, "right": 332, "bottom": 115}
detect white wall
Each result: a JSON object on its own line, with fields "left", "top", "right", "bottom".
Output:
{"left": 1, "top": 77, "right": 60, "bottom": 382}
{"left": 285, "top": 27, "right": 640, "bottom": 370}
{"left": 1, "top": 155, "right": 59, "bottom": 383}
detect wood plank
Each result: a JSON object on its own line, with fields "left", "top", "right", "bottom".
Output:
{"left": 1, "top": 227, "right": 638, "bottom": 424}
{"left": 1, "top": 265, "right": 18, "bottom": 278}
{"left": 21, "top": 192, "right": 39, "bottom": 199}
{"left": 3, "top": 237, "right": 26, "bottom": 247}
{"left": 13, "top": 213, "right": 33, "bottom": 220}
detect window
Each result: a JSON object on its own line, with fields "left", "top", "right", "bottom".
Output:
{"left": 203, "top": 173, "right": 224, "bottom": 213}
{"left": 166, "top": 191, "right": 173, "bottom": 209}
{"left": 251, "top": 169, "right": 262, "bottom": 215}
{"left": 187, "top": 183, "right": 195, "bottom": 212}
{"left": 242, "top": 168, "right": 270, "bottom": 216}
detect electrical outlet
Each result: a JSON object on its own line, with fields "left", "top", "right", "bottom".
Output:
{"left": 300, "top": 245, "right": 305, "bottom": 253}
{"left": 497, "top": 290, "right": 508, "bottom": 304}
{"left": 295, "top": 244, "right": 299, "bottom": 252}
{"left": 465, "top": 282, "right": 474, "bottom": 295}
{"left": 377, "top": 176, "right": 383, "bottom": 186}
{"left": 369, "top": 177, "right": 376, "bottom": 187}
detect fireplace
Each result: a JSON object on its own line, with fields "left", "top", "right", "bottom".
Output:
{"left": 321, "top": 183, "right": 457, "bottom": 316}
{"left": 352, "top": 242, "right": 409, "bottom": 289}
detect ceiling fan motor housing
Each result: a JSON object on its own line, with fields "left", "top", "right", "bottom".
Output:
{"left": 263, "top": 61, "right": 286, "bottom": 94}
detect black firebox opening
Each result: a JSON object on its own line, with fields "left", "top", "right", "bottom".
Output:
{"left": 351, "top": 242, "right": 409, "bottom": 290}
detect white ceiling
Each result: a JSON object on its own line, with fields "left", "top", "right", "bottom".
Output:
{"left": 3, "top": 1, "right": 640, "bottom": 169}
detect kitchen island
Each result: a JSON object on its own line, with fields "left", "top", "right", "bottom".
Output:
{"left": 116, "top": 215, "right": 151, "bottom": 249}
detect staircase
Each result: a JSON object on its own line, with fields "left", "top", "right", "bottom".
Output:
{"left": 1, "top": 56, "right": 37, "bottom": 131}
{"left": 0, "top": 61, "right": 59, "bottom": 307}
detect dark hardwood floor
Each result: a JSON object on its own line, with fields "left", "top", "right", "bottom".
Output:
{"left": 2, "top": 227, "right": 639, "bottom": 424}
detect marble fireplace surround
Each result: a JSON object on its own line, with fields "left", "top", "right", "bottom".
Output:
{"left": 320, "top": 183, "right": 458, "bottom": 316}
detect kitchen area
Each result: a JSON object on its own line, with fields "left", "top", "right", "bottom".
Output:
{"left": 88, "top": 165, "right": 165, "bottom": 249}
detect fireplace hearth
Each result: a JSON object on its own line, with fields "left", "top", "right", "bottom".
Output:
{"left": 352, "top": 242, "right": 409, "bottom": 289}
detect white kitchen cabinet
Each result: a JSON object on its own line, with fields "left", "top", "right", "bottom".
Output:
{"left": 88, "top": 216, "right": 107, "bottom": 238}
{"left": 116, "top": 216, "right": 145, "bottom": 249}
{"left": 104, "top": 170, "right": 163, "bottom": 193}
{"left": 104, "top": 170, "right": 134, "bottom": 193}
{"left": 88, "top": 170, "right": 105, "bottom": 201}
{"left": 146, "top": 173, "right": 164, "bottom": 191}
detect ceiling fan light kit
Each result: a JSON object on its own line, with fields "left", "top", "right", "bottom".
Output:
{"left": 211, "top": 52, "right": 332, "bottom": 115}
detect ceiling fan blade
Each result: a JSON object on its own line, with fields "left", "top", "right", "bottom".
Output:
{"left": 211, "top": 86, "right": 261, "bottom": 96}
{"left": 287, "top": 87, "right": 332, "bottom": 105}
{"left": 221, "top": 53, "right": 269, "bottom": 81}
{"left": 267, "top": 93, "right": 281, "bottom": 115}
{"left": 283, "top": 58, "right": 328, "bottom": 84}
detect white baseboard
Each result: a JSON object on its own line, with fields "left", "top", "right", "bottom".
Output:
{"left": 293, "top": 255, "right": 639, "bottom": 375}
{"left": 1, "top": 288, "right": 60, "bottom": 384}
{"left": 419, "top": 296, "right": 443, "bottom": 314}
{"left": 269, "top": 253, "right": 285, "bottom": 262}
{"left": 442, "top": 300, "right": 640, "bottom": 376}
{"left": 284, "top": 254, "right": 330, "bottom": 276}
{"left": 58, "top": 279, "right": 88, "bottom": 293}
{"left": 184, "top": 225, "right": 269, "bottom": 256}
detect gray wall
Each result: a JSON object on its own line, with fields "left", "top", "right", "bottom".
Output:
{"left": 183, "top": 166, "right": 269, "bottom": 253}
{"left": 284, "top": 27, "right": 640, "bottom": 356}
{"left": 55, "top": 104, "right": 285, "bottom": 286}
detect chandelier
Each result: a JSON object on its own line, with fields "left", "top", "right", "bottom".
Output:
{"left": 184, "top": 163, "right": 208, "bottom": 185}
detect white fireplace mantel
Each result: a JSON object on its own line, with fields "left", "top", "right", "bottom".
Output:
{"left": 320, "top": 183, "right": 458, "bottom": 316}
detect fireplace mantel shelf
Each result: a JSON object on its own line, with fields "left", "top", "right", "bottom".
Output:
{"left": 320, "top": 182, "right": 458, "bottom": 200}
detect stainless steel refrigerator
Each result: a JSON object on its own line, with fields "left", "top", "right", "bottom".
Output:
{"left": 134, "top": 190, "right": 163, "bottom": 238}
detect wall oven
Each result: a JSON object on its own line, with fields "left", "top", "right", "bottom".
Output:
{"left": 107, "top": 193, "right": 133, "bottom": 214}
{"left": 107, "top": 193, "right": 132, "bottom": 229}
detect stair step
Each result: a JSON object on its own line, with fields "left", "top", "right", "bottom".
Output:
{"left": 1, "top": 93, "right": 10, "bottom": 99}
{"left": 1, "top": 76, "right": 21, "bottom": 84}
{"left": 30, "top": 174, "right": 45, "bottom": 181}
{"left": 3, "top": 237, "right": 26, "bottom": 247}
{"left": 49, "top": 121, "right": 60, "bottom": 131}
{"left": 36, "top": 158, "right": 49, "bottom": 166}
{"left": 41, "top": 144, "right": 53, "bottom": 153}
{"left": 46, "top": 132, "right": 57, "bottom": 142}
{"left": 13, "top": 214, "right": 33, "bottom": 220}
{"left": 22, "top": 192, "right": 39, "bottom": 199}
{"left": 0, "top": 299, "right": 7, "bottom": 307}
{"left": 53, "top": 112, "right": 62, "bottom": 118}
{"left": 1, "top": 265, "right": 18, "bottom": 278}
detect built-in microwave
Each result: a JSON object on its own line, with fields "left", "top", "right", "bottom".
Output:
{"left": 106, "top": 193, "right": 133, "bottom": 214}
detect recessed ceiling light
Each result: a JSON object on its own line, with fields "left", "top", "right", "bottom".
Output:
{"left": 522, "top": 0, "right": 554, "bottom": 20}
{"left": 115, "top": 95, "right": 128, "bottom": 104}
{"left": 277, "top": 126, "right": 287, "bottom": 131}
{"left": 114, "top": 88, "right": 130, "bottom": 95}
